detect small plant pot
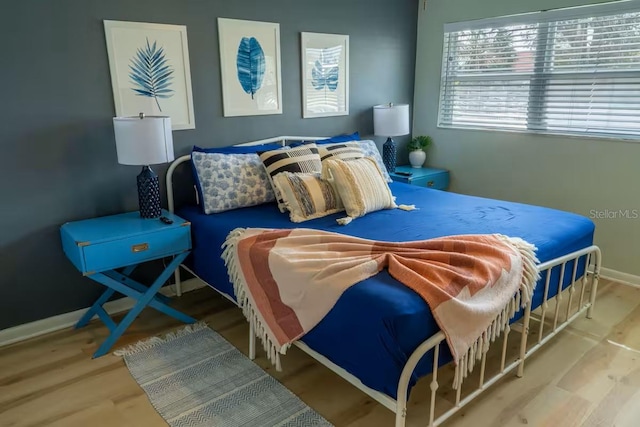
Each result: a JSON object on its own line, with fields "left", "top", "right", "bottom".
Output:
{"left": 409, "top": 150, "right": 426, "bottom": 168}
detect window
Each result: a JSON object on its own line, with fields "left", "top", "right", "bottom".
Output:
{"left": 438, "top": 1, "right": 640, "bottom": 139}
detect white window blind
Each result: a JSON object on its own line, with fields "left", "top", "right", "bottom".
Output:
{"left": 438, "top": 1, "right": 640, "bottom": 139}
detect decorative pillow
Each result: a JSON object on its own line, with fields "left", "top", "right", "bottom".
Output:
{"left": 191, "top": 143, "right": 286, "bottom": 208}
{"left": 357, "top": 140, "right": 392, "bottom": 183}
{"left": 323, "top": 157, "right": 396, "bottom": 219}
{"left": 318, "top": 142, "right": 364, "bottom": 162}
{"left": 273, "top": 172, "right": 343, "bottom": 223}
{"left": 193, "top": 143, "right": 284, "bottom": 154}
{"left": 289, "top": 132, "right": 361, "bottom": 147}
{"left": 259, "top": 144, "right": 323, "bottom": 212}
{"left": 191, "top": 151, "right": 275, "bottom": 214}
{"left": 316, "top": 132, "right": 361, "bottom": 144}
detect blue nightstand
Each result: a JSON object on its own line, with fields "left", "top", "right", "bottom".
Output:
{"left": 60, "top": 210, "right": 196, "bottom": 357}
{"left": 389, "top": 166, "right": 450, "bottom": 190}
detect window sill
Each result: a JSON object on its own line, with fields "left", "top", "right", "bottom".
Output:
{"left": 436, "top": 124, "right": 640, "bottom": 144}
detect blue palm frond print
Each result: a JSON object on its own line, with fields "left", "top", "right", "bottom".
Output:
{"left": 129, "top": 38, "right": 174, "bottom": 111}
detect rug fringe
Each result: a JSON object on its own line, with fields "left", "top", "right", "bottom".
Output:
{"left": 113, "top": 322, "right": 209, "bottom": 357}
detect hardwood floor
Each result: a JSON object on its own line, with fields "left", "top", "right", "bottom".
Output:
{"left": 1, "top": 279, "right": 639, "bottom": 427}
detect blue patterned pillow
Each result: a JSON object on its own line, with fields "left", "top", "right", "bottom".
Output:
{"left": 191, "top": 152, "right": 275, "bottom": 214}
{"left": 191, "top": 144, "right": 288, "bottom": 208}
{"left": 358, "top": 140, "right": 392, "bottom": 183}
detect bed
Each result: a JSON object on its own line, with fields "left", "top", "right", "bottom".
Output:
{"left": 166, "top": 136, "right": 601, "bottom": 427}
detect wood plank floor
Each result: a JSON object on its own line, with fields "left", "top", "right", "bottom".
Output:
{"left": 1, "top": 279, "right": 639, "bottom": 427}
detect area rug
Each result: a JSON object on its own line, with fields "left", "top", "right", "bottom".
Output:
{"left": 116, "top": 323, "right": 332, "bottom": 427}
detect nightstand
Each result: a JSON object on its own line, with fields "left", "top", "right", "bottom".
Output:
{"left": 389, "top": 166, "right": 450, "bottom": 190}
{"left": 60, "top": 210, "right": 196, "bottom": 357}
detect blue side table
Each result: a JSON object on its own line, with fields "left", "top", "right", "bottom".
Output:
{"left": 60, "top": 210, "right": 196, "bottom": 357}
{"left": 389, "top": 166, "right": 450, "bottom": 190}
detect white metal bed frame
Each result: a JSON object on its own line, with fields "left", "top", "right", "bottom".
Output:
{"left": 166, "top": 136, "right": 602, "bottom": 427}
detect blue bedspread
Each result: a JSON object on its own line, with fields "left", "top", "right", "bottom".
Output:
{"left": 178, "top": 183, "right": 594, "bottom": 398}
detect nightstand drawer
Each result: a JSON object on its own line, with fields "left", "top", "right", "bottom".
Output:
{"left": 390, "top": 166, "right": 450, "bottom": 190}
{"left": 80, "top": 227, "right": 190, "bottom": 274}
{"left": 411, "top": 172, "right": 449, "bottom": 190}
{"left": 61, "top": 210, "right": 191, "bottom": 275}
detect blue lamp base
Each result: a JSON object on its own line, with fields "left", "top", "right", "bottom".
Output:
{"left": 382, "top": 137, "right": 397, "bottom": 173}
{"left": 137, "top": 165, "right": 161, "bottom": 219}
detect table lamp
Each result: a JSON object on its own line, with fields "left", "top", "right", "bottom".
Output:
{"left": 113, "top": 113, "right": 174, "bottom": 219}
{"left": 373, "top": 103, "right": 410, "bottom": 173}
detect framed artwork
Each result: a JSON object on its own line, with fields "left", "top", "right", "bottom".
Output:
{"left": 104, "top": 20, "right": 195, "bottom": 130}
{"left": 218, "top": 18, "right": 283, "bottom": 117}
{"left": 301, "top": 32, "right": 349, "bottom": 118}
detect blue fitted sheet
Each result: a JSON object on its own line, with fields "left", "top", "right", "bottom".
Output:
{"left": 178, "top": 182, "right": 594, "bottom": 398}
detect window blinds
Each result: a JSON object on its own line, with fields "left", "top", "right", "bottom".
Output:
{"left": 438, "top": 1, "right": 640, "bottom": 139}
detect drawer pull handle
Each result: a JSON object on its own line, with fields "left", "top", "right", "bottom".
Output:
{"left": 427, "top": 181, "right": 435, "bottom": 187}
{"left": 132, "top": 243, "right": 149, "bottom": 253}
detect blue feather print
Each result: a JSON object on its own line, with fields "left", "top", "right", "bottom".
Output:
{"left": 236, "top": 37, "right": 265, "bottom": 99}
{"left": 128, "top": 38, "right": 174, "bottom": 111}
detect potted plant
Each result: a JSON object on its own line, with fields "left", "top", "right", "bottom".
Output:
{"left": 407, "top": 135, "right": 432, "bottom": 168}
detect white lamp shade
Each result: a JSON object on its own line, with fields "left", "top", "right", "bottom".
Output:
{"left": 373, "top": 104, "right": 410, "bottom": 137}
{"left": 113, "top": 116, "right": 174, "bottom": 165}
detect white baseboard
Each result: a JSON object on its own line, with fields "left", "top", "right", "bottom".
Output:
{"left": 599, "top": 267, "right": 640, "bottom": 289}
{"left": 0, "top": 278, "right": 207, "bottom": 348}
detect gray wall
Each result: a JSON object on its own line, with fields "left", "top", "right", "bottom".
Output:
{"left": 414, "top": 0, "right": 640, "bottom": 276}
{"left": 0, "top": 0, "right": 418, "bottom": 329}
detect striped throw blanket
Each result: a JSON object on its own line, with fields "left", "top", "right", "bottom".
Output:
{"left": 223, "top": 228, "right": 539, "bottom": 388}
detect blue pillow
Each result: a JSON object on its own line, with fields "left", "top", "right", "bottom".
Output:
{"left": 289, "top": 132, "right": 360, "bottom": 147}
{"left": 316, "top": 132, "right": 360, "bottom": 145}
{"left": 193, "top": 143, "right": 284, "bottom": 154}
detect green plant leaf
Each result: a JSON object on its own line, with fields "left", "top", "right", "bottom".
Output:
{"left": 408, "top": 135, "right": 433, "bottom": 150}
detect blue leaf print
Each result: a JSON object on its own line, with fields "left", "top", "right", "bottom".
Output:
{"left": 311, "top": 60, "right": 339, "bottom": 92}
{"left": 236, "top": 37, "right": 265, "bottom": 99}
{"left": 129, "top": 38, "right": 174, "bottom": 111}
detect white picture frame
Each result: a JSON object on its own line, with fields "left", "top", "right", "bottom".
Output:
{"left": 301, "top": 32, "right": 349, "bottom": 118}
{"left": 218, "top": 18, "right": 283, "bottom": 117}
{"left": 104, "top": 20, "right": 196, "bottom": 131}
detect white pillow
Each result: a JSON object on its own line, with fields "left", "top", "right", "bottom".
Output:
{"left": 323, "top": 157, "right": 396, "bottom": 219}
{"left": 357, "top": 140, "right": 393, "bottom": 183}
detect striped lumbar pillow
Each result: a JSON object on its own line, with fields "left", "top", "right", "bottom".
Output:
{"left": 259, "top": 144, "right": 323, "bottom": 212}
{"left": 273, "top": 172, "right": 343, "bottom": 222}
{"left": 324, "top": 157, "right": 396, "bottom": 219}
{"left": 317, "top": 142, "right": 364, "bottom": 162}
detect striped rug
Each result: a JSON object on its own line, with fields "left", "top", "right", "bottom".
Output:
{"left": 117, "top": 323, "right": 332, "bottom": 427}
